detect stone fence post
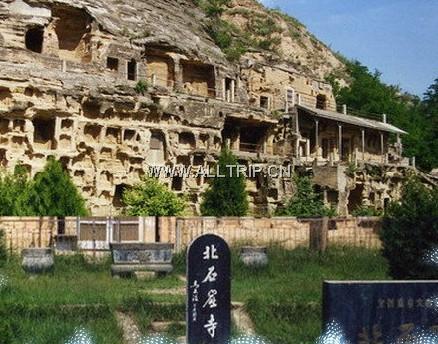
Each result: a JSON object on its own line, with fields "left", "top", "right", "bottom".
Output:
{"left": 309, "top": 217, "right": 328, "bottom": 252}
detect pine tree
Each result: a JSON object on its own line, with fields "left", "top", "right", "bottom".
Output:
{"left": 201, "top": 148, "right": 249, "bottom": 216}
{"left": 26, "top": 158, "right": 88, "bottom": 216}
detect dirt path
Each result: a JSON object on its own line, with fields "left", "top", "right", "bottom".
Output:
{"left": 232, "top": 302, "right": 256, "bottom": 335}
{"left": 115, "top": 311, "right": 143, "bottom": 344}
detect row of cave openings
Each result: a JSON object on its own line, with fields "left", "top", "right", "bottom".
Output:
{"left": 23, "top": 6, "right": 222, "bottom": 98}
{"left": 22, "top": 6, "right": 329, "bottom": 110}
{"left": 1, "top": 113, "right": 221, "bottom": 158}
{"left": 25, "top": 6, "right": 92, "bottom": 63}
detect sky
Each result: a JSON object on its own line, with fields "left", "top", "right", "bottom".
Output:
{"left": 259, "top": 0, "right": 438, "bottom": 97}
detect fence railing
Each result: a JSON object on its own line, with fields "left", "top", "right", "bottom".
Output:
{"left": 0, "top": 216, "right": 382, "bottom": 255}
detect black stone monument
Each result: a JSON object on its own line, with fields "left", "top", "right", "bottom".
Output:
{"left": 323, "top": 281, "right": 438, "bottom": 342}
{"left": 187, "top": 234, "right": 231, "bottom": 344}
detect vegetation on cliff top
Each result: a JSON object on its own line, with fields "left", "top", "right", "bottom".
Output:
{"left": 195, "top": 0, "right": 304, "bottom": 61}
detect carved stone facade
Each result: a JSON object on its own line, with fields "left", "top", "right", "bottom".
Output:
{"left": 0, "top": 0, "right": 435, "bottom": 216}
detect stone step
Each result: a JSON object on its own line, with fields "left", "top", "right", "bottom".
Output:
{"left": 150, "top": 321, "right": 186, "bottom": 332}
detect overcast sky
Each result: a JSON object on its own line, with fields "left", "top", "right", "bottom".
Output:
{"left": 259, "top": 0, "right": 438, "bottom": 97}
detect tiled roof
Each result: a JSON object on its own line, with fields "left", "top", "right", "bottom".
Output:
{"left": 297, "top": 105, "right": 407, "bottom": 135}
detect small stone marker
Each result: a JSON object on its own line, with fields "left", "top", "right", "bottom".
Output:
{"left": 187, "top": 234, "right": 231, "bottom": 344}
{"left": 323, "top": 281, "right": 438, "bottom": 342}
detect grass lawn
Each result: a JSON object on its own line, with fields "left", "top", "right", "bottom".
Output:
{"left": 0, "top": 246, "right": 390, "bottom": 343}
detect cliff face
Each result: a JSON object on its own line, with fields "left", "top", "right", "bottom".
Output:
{"left": 3, "top": 0, "right": 414, "bottom": 218}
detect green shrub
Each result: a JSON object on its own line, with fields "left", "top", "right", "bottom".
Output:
{"left": 351, "top": 205, "right": 383, "bottom": 217}
{"left": 0, "top": 165, "right": 32, "bottom": 216}
{"left": 195, "top": 0, "right": 231, "bottom": 18}
{"left": 134, "top": 80, "right": 149, "bottom": 95}
{"left": 122, "top": 176, "right": 186, "bottom": 216}
{"left": 26, "top": 158, "right": 88, "bottom": 216}
{"left": 276, "top": 174, "right": 335, "bottom": 218}
{"left": 249, "top": 16, "right": 282, "bottom": 36}
{"left": 380, "top": 177, "right": 438, "bottom": 279}
{"left": 201, "top": 148, "right": 249, "bottom": 216}
{"left": 0, "top": 229, "right": 7, "bottom": 266}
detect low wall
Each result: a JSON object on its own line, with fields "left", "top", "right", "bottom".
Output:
{"left": 0, "top": 216, "right": 382, "bottom": 253}
{"left": 161, "top": 217, "right": 382, "bottom": 252}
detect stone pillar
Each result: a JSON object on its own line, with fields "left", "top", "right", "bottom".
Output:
{"left": 231, "top": 79, "right": 235, "bottom": 103}
{"left": 295, "top": 113, "right": 300, "bottom": 135}
{"left": 174, "top": 57, "right": 183, "bottom": 90}
{"left": 222, "top": 78, "right": 226, "bottom": 100}
{"left": 295, "top": 140, "right": 300, "bottom": 159}
{"left": 306, "top": 139, "right": 310, "bottom": 158}
{"left": 361, "top": 129, "right": 365, "bottom": 161}
{"left": 234, "top": 127, "right": 240, "bottom": 151}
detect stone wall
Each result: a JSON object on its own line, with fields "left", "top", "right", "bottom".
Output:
{"left": 166, "top": 216, "right": 382, "bottom": 252}
{"left": 0, "top": 216, "right": 382, "bottom": 253}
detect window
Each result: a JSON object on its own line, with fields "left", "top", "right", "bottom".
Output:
{"left": 127, "top": 59, "right": 137, "bottom": 81}
{"left": 316, "top": 94, "right": 327, "bottom": 110}
{"left": 260, "top": 96, "right": 270, "bottom": 110}
{"left": 171, "top": 176, "right": 183, "bottom": 191}
{"left": 25, "top": 27, "right": 44, "bottom": 53}
{"left": 150, "top": 131, "right": 164, "bottom": 150}
{"left": 113, "top": 184, "right": 127, "bottom": 208}
{"left": 33, "top": 117, "right": 55, "bottom": 149}
{"left": 107, "top": 57, "right": 119, "bottom": 71}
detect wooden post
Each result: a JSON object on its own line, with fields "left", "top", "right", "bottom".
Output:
{"left": 361, "top": 129, "right": 365, "bottom": 161}
{"left": 380, "top": 132, "right": 384, "bottom": 162}
{"left": 338, "top": 124, "right": 343, "bottom": 161}
{"left": 315, "top": 120, "right": 319, "bottom": 159}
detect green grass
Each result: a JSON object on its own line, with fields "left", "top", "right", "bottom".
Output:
{"left": 231, "top": 246, "right": 389, "bottom": 343}
{"left": 0, "top": 312, "right": 122, "bottom": 344}
{"left": 0, "top": 246, "right": 389, "bottom": 343}
{"left": 1, "top": 254, "right": 183, "bottom": 307}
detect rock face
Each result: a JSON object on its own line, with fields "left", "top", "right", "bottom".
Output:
{"left": 0, "top": 0, "right": 432, "bottom": 215}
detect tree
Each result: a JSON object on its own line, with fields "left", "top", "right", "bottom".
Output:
{"left": 380, "top": 177, "right": 438, "bottom": 279}
{"left": 26, "top": 158, "right": 88, "bottom": 216}
{"left": 0, "top": 165, "right": 32, "bottom": 216}
{"left": 122, "top": 176, "right": 186, "bottom": 216}
{"left": 331, "top": 60, "right": 437, "bottom": 171}
{"left": 276, "top": 174, "right": 335, "bottom": 217}
{"left": 419, "top": 78, "right": 438, "bottom": 170}
{"left": 201, "top": 148, "right": 249, "bottom": 216}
